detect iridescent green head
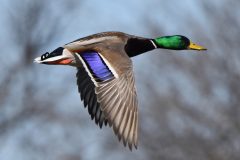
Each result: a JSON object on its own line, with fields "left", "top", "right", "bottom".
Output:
{"left": 153, "top": 35, "right": 207, "bottom": 50}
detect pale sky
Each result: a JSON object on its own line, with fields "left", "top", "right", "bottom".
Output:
{"left": 0, "top": 1, "right": 220, "bottom": 160}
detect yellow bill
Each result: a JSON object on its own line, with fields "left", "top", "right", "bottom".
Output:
{"left": 188, "top": 42, "right": 207, "bottom": 51}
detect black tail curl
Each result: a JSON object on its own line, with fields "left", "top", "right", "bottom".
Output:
{"left": 41, "top": 47, "right": 64, "bottom": 61}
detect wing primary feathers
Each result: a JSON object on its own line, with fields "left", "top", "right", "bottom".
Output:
{"left": 76, "top": 68, "right": 108, "bottom": 128}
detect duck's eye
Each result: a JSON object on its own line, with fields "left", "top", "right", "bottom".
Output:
{"left": 41, "top": 52, "right": 49, "bottom": 60}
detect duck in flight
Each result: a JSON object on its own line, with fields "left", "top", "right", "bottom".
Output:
{"left": 34, "top": 32, "right": 206, "bottom": 150}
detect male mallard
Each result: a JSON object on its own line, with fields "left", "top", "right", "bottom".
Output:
{"left": 34, "top": 32, "right": 206, "bottom": 150}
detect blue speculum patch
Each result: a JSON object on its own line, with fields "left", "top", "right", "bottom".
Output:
{"left": 80, "top": 51, "right": 114, "bottom": 82}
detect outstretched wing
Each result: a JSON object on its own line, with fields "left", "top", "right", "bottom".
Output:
{"left": 76, "top": 50, "right": 138, "bottom": 150}
{"left": 76, "top": 67, "right": 108, "bottom": 128}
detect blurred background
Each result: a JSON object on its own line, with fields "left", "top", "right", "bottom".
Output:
{"left": 0, "top": 0, "right": 240, "bottom": 160}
